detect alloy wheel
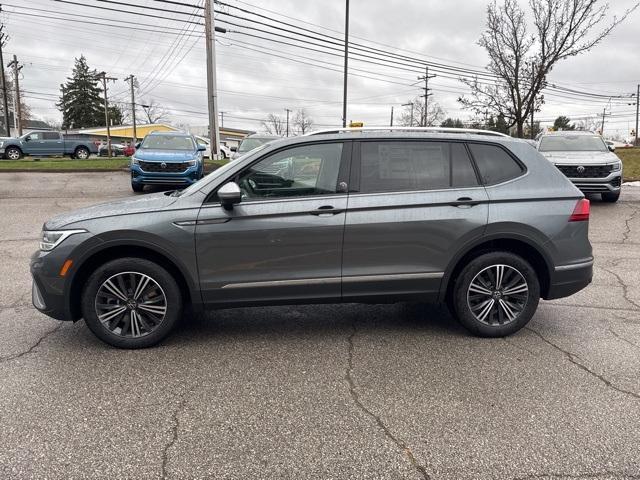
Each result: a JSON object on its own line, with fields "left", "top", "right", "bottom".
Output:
{"left": 466, "top": 264, "right": 529, "bottom": 326}
{"left": 94, "top": 271, "right": 167, "bottom": 338}
{"left": 7, "top": 149, "right": 20, "bottom": 160}
{"left": 76, "top": 149, "right": 89, "bottom": 159}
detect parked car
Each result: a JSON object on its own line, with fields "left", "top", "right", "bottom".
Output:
{"left": 0, "top": 131, "right": 98, "bottom": 160}
{"left": 98, "top": 143, "right": 126, "bottom": 157}
{"left": 129, "top": 132, "right": 205, "bottom": 192}
{"left": 31, "top": 127, "right": 593, "bottom": 348}
{"left": 195, "top": 136, "right": 232, "bottom": 159}
{"left": 537, "top": 131, "right": 622, "bottom": 202}
{"left": 231, "top": 134, "right": 279, "bottom": 159}
{"left": 123, "top": 144, "right": 136, "bottom": 157}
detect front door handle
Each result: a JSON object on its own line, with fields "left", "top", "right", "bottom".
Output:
{"left": 449, "top": 197, "right": 481, "bottom": 208}
{"left": 309, "top": 205, "right": 343, "bottom": 216}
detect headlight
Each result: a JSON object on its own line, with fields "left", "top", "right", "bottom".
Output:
{"left": 131, "top": 156, "right": 139, "bottom": 165}
{"left": 40, "top": 229, "right": 87, "bottom": 252}
{"left": 0, "top": 141, "right": 4, "bottom": 147}
{"left": 186, "top": 158, "right": 199, "bottom": 166}
{"left": 611, "top": 162, "right": 622, "bottom": 171}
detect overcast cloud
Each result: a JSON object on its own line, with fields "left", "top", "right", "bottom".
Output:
{"left": 3, "top": 0, "right": 639, "bottom": 137}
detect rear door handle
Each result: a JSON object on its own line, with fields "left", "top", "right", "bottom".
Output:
{"left": 309, "top": 205, "right": 343, "bottom": 216}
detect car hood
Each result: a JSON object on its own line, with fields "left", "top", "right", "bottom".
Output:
{"left": 539, "top": 151, "right": 619, "bottom": 164}
{"left": 45, "top": 192, "right": 178, "bottom": 229}
{"left": 133, "top": 150, "right": 198, "bottom": 162}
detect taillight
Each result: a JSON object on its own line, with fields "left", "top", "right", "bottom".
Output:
{"left": 569, "top": 198, "right": 590, "bottom": 222}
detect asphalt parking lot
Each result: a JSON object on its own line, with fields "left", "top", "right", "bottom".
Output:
{"left": 1, "top": 172, "right": 639, "bottom": 480}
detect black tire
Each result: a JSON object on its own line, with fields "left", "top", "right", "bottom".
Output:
{"left": 601, "top": 191, "right": 620, "bottom": 203}
{"left": 74, "top": 146, "right": 90, "bottom": 160}
{"left": 451, "top": 252, "right": 540, "bottom": 337}
{"left": 131, "top": 182, "right": 144, "bottom": 193}
{"left": 81, "top": 258, "right": 183, "bottom": 348}
{"left": 5, "top": 146, "right": 22, "bottom": 160}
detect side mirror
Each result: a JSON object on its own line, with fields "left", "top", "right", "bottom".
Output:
{"left": 24, "top": 135, "right": 31, "bottom": 142}
{"left": 608, "top": 145, "right": 615, "bottom": 152}
{"left": 197, "top": 144, "right": 207, "bottom": 152}
{"left": 135, "top": 142, "right": 141, "bottom": 149}
{"left": 230, "top": 146, "right": 237, "bottom": 152}
{"left": 218, "top": 182, "right": 242, "bottom": 209}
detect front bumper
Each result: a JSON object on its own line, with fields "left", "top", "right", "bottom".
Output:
{"left": 130, "top": 163, "right": 202, "bottom": 186}
{"left": 31, "top": 250, "right": 72, "bottom": 320}
{"left": 545, "top": 258, "right": 593, "bottom": 300}
{"left": 561, "top": 170, "right": 622, "bottom": 194}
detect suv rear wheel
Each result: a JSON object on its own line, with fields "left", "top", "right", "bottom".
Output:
{"left": 81, "top": 258, "right": 182, "bottom": 348}
{"left": 451, "top": 252, "right": 540, "bottom": 337}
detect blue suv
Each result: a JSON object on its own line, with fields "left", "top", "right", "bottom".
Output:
{"left": 130, "top": 132, "right": 205, "bottom": 192}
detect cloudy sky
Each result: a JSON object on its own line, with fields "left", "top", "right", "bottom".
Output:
{"left": 2, "top": 0, "right": 639, "bottom": 138}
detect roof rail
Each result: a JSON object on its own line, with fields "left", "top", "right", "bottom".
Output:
{"left": 306, "top": 126, "right": 510, "bottom": 138}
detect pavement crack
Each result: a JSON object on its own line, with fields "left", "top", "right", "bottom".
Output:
{"left": 599, "top": 265, "right": 640, "bottom": 310}
{"left": 345, "top": 324, "right": 431, "bottom": 480}
{"left": 622, "top": 205, "right": 639, "bottom": 244}
{"left": 605, "top": 324, "right": 640, "bottom": 350}
{"left": 525, "top": 327, "right": 640, "bottom": 401}
{"left": 161, "top": 392, "right": 188, "bottom": 480}
{"left": 0, "top": 323, "right": 62, "bottom": 363}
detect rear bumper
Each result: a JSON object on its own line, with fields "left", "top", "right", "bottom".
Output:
{"left": 545, "top": 259, "right": 593, "bottom": 300}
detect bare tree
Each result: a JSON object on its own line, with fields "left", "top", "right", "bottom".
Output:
{"left": 399, "top": 98, "right": 446, "bottom": 127}
{"left": 140, "top": 99, "right": 170, "bottom": 124}
{"left": 262, "top": 113, "right": 286, "bottom": 136}
{"left": 293, "top": 108, "right": 313, "bottom": 135}
{"left": 459, "top": 0, "right": 638, "bottom": 138}
{"left": 575, "top": 116, "right": 602, "bottom": 132}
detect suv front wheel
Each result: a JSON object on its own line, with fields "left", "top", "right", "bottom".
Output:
{"left": 81, "top": 258, "right": 182, "bottom": 348}
{"left": 451, "top": 252, "right": 540, "bottom": 337}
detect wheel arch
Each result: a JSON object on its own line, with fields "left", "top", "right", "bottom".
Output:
{"left": 440, "top": 234, "right": 553, "bottom": 303}
{"left": 5, "top": 145, "right": 23, "bottom": 158}
{"left": 67, "top": 242, "right": 198, "bottom": 320}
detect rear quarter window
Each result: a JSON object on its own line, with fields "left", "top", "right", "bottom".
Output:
{"left": 468, "top": 143, "right": 524, "bottom": 185}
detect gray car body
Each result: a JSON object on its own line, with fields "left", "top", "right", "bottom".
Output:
{"left": 31, "top": 131, "right": 592, "bottom": 321}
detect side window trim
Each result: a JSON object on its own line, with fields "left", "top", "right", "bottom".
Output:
{"left": 206, "top": 140, "right": 352, "bottom": 204}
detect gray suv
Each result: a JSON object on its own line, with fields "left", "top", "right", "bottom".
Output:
{"left": 31, "top": 128, "right": 593, "bottom": 348}
{"left": 537, "top": 131, "right": 623, "bottom": 202}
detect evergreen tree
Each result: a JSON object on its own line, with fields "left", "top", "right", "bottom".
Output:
{"left": 58, "top": 56, "right": 103, "bottom": 129}
{"left": 441, "top": 118, "right": 465, "bottom": 128}
{"left": 553, "top": 116, "right": 575, "bottom": 131}
{"left": 494, "top": 114, "right": 509, "bottom": 134}
{"left": 108, "top": 105, "right": 124, "bottom": 126}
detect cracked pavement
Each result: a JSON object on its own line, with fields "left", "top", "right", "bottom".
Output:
{"left": 1, "top": 172, "right": 639, "bottom": 479}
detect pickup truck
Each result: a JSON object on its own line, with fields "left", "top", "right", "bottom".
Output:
{"left": 0, "top": 131, "right": 98, "bottom": 160}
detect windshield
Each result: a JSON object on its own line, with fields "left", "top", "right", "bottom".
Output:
{"left": 238, "top": 137, "right": 272, "bottom": 153}
{"left": 539, "top": 135, "right": 608, "bottom": 152}
{"left": 141, "top": 135, "right": 195, "bottom": 151}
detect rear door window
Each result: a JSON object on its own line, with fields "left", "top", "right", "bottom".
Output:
{"left": 358, "top": 141, "right": 479, "bottom": 193}
{"left": 468, "top": 143, "right": 524, "bottom": 185}
{"left": 43, "top": 132, "right": 60, "bottom": 140}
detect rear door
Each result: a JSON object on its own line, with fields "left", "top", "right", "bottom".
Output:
{"left": 342, "top": 140, "right": 489, "bottom": 302}
{"left": 195, "top": 141, "right": 351, "bottom": 305}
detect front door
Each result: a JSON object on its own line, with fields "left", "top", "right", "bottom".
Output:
{"left": 26, "top": 132, "right": 63, "bottom": 156}
{"left": 342, "top": 140, "right": 489, "bottom": 302}
{"left": 196, "top": 141, "right": 351, "bottom": 305}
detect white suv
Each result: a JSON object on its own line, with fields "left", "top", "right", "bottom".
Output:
{"left": 537, "top": 131, "right": 622, "bottom": 202}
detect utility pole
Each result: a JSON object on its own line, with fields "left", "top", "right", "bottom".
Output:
{"left": 530, "top": 63, "right": 536, "bottom": 140}
{"left": 60, "top": 84, "right": 67, "bottom": 134}
{"left": 285, "top": 108, "right": 292, "bottom": 137}
{"left": 7, "top": 54, "right": 22, "bottom": 136}
{"left": 402, "top": 102, "right": 414, "bottom": 127}
{"left": 204, "top": 0, "right": 221, "bottom": 159}
{"left": 635, "top": 84, "right": 639, "bottom": 147}
{"left": 124, "top": 75, "right": 137, "bottom": 144}
{"left": 601, "top": 107, "right": 607, "bottom": 137}
{"left": 341, "top": 0, "right": 349, "bottom": 128}
{"left": 0, "top": 26, "right": 10, "bottom": 137}
{"left": 418, "top": 66, "right": 435, "bottom": 127}
{"left": 390, "top": 106, "right": 394, "bottom": 127}
{"left": 96, "top": 71, "right": 118, "bottom": 157}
